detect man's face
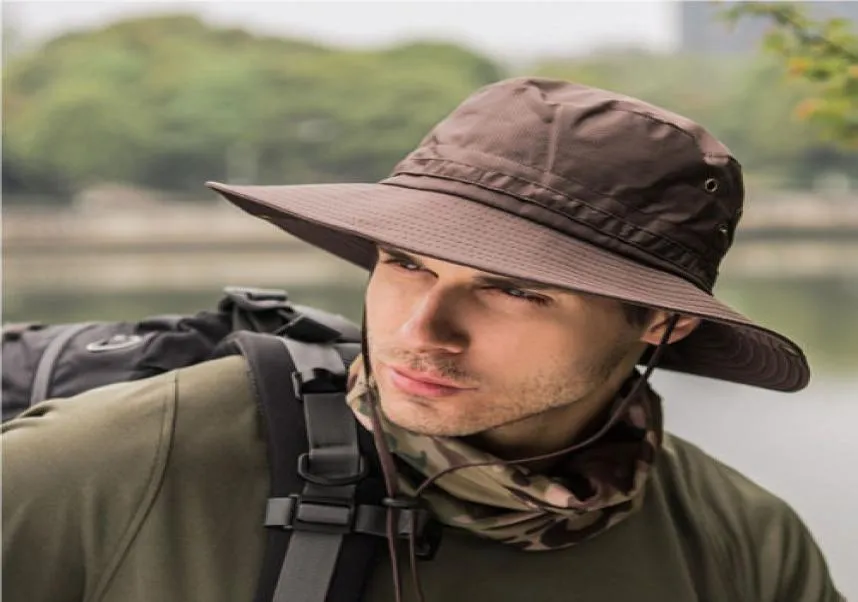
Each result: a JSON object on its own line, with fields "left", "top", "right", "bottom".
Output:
{"left": 365, "top": 246, "right": 647, "bottom": 437}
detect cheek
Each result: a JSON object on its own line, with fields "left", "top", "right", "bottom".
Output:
{"left": 473, "top": 307, "right": 627, "bottom": 386}
{"left": 469, "top": 322, "right": 576, "bottom": 381}
{"left": 365, "top": 271, "right": 412, "bottom": 344}
{"left": 364, "top": 275, "right": 390, "bottom": 330}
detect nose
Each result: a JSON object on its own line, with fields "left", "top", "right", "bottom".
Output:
{"left": 398, "top": 287, "right": 468, "bottom": 354}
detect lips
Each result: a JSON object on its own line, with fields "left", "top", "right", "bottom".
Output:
{"left": 385, "top": 364, "right": 473, "bottom": 398}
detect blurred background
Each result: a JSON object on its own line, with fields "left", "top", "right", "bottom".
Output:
{"left": 2, "top": 0, "right": 856, "bottom": 596}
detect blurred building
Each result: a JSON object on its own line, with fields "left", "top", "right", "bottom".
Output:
{"left": 678, "top": 1, "right": 858, "bottom": 54}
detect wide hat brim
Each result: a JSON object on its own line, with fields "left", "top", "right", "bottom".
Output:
{"left": 207, "top": 180, "right": 810, "bottom": 392}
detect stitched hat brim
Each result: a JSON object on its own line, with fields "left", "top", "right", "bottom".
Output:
{"left": 207, "top": 181, "right": 810, "bottom": 392}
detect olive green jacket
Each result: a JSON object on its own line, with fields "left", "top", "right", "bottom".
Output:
{"left": 2, "top": 356, "right": 843, "bottom": 602}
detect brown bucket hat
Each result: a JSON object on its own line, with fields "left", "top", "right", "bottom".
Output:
{"left": 207, "top": 77, "right": 810, "bottom": 392}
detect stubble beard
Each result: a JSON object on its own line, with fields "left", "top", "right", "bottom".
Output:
{"left": 371, "top": 338, "right": 636, "bottom": 438}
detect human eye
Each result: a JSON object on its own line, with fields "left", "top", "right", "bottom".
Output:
{"left": 497, "top": 287, "right": 550, "bottom": 306}
{"left": 381, "top": 255, "right": 423, "bottom": 272}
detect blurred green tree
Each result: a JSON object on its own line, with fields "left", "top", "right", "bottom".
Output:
{"left": 531, "top": 49, "right": 858, "bottom": 190}
{"left": 722, "top": 1, "right": 858, "bottom": 148}
{"left": 2, "top": 15, "right": 503, "bottom": 201}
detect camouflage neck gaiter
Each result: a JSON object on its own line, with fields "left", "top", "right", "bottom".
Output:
{"left": 346, "top": 355, "right": 663, "bottom": 552}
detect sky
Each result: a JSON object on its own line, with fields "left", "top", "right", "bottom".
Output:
{"left": 3, "top": 1, "right": 680, "bottom": 62}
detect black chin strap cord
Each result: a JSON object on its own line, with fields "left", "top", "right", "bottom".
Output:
{"left": 413, "top": 313, "right": 682, "bottom": 495}
{"left": 362, "top": 311, "right": 681, "bottom": 602}
{"left": 360, "top": 311, "right": 415, "bottom": 602}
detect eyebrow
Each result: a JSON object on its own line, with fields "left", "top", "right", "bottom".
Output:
{"left": 377, "top": 246, "right": 564, "bottom": 293}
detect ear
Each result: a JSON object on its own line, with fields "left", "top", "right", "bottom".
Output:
{"left": 640, "top": 312, "right": 701, "bottom": 346}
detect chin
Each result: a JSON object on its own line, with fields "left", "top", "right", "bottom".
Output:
{"left": 379, "top": 394, "right": 485, "bottom": 437}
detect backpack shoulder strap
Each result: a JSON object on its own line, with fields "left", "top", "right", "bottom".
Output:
{"left": 29, "top": 322, "right": 100, "bottom": 407}
{"left": 226, "top": 331, "right": 385, "bottom": 602}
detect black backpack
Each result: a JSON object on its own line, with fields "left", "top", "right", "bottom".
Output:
{"left": 1, "top": 286, "right": 362, "bottom": 420}
{"left": 1, "top": 287, "right": 441, "bottom": 602}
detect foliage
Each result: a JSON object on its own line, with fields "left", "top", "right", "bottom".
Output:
{"left": 2, "top": 14, "right": 503, "bottom": 199}
{"left": 4, "top": 10, "right": 857, "bottom": 203}
{"left": 722, "top": 1, "right": 858, "bottom": 148}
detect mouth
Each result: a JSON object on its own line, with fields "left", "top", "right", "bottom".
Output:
{"left": 384, "top": 364, "right": 474, "bottom": 398}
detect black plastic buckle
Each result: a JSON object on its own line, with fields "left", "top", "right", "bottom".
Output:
{"left": 383, "top": 496, "right": 443, "bottom": 560}
{"left": 297, "top": 453, "right": 368, "bottom": 486}
{"left": 291, "top": 368, "right": 346, "bottom": 398}
{"left": 221, "top": 286, "right": 291, "bottom": 311}
{"left": 412, "top": 513, "right": 443, "bottom": 560}
{"left": 275, "top": 314, "right": 342, "bottom": 344}
{"left": 285, "top": 494, "right": 357, "bottom": 535}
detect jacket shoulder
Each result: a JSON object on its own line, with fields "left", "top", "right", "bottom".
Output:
{"left": 2, "top": 355, "right": 256, "bottom": 602}
{"left": 659, "top": 433, "right": 783, "bottom": 525}
{"left": 656, "top": 433, "right": 842, "bottom": 602}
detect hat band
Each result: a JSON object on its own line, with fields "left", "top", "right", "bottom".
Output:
{"left": 382, "top": 167, "right": 717, "bottom": 293}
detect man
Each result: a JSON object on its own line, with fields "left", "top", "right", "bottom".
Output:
{"left": 3, "top": 77, "right": 843, "bottom": 601}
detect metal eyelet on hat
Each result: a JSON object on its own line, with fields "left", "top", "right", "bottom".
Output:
{"left": 703, "top": 178, "right": 720, "bottom": 193}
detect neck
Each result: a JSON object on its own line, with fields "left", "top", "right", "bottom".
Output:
{"left": 464, "top": 366, "right": 638, "bottom": 473}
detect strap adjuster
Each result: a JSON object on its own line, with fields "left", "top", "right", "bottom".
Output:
{"left": 381, "top": 496, "right": 443, "bottom": 560}
{"left": 297, "top": 452, "right": 367, "bottom": 486}
{"left": 221, "top": 286, "right": 291, "bottom": 311}
{"left": 291, "top": 369, "right": 346, "bottom": 398}
{"left": 276, "top": 314, "right": 342, "bottom": 344}
{"left": 268, "top": 495, "right": 356, "bottom": 535}
{"left": 266, "top": 496, "right": 443, "bottom": 558}
{"left": 411, "top": 511, "right": 443, "bottom": 560}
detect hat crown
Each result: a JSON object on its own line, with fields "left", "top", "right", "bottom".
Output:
{"left": 388, "top": 77, "right": 745, "bottom": 292}
{"left": 207, "top": 77, "right": 810, "bottom": 392}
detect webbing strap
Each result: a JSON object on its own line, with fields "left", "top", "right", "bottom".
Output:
{"left": 224, "top": 331, "right": 384, "bottom": 602}
{"left": 266, "top": 497, "right": 438, "bottom": 556}
{"left": 284, "top": 338, "right": 348, "bottom": 389}
{"left": 274, "top": 528, "right": 349, "bottom": 602}
{"left": 30, "top": 322, "right": 98, "bottom": 407}
{"left": 272, "top": 341, "right": 364, "bottom": 602}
